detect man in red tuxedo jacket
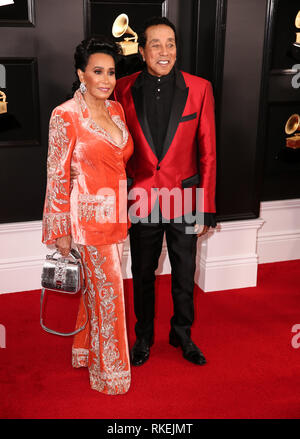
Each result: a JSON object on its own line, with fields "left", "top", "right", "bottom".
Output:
{"left": 115, "top": 17, "right": 216, "bottom": 366}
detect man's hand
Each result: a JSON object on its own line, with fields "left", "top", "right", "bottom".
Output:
{"left": 70, "top": 166, "right": 79, "bottom": 182}
{"left": 194, "top": 224, "right": 210, "bottom": 238}
{"left": 55, "top": 235, "right": 72, "bottom": 257}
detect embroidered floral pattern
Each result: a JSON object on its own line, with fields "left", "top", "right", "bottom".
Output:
{"left": 72, "top": 348, "right": 89, "bottom": 368}
{"left": 78, "top": 194, "right": 115, "bottom": 223}
{"left": 43, "top": 111, "right": 73, "bottom": 242}
{"left": 74, "top": 90, "right": 129, "bottom": 149}
{"left": 88, "top": 115, "right": 129, "bottom": 149}
{"left": 73, "top": 245, "right": 130, "bottom": 395}
{"left": 43, "top": 212, "right": 71, "bottom": 244}
{"left": 46, "top": 112, "right": 72, "bottom": 212}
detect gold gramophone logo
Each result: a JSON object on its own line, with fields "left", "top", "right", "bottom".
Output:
{"left": 0, "top": 90, "right": 8, "bottom": 114}
{"left": 295, "top": 11, "right": 300, "bottom": 46}
{"left": 285, "top": 114, "right": 300, "bottom": 149}
{"left": 112, "top": 13, "right": 138, "bottom": 56}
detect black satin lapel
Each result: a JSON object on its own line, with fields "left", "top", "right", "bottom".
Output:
{"left": 131, "top": 86, "right": 157, "bottom": 157}
{"left": 160, "top": 86, "right": 189, "bottom": 162}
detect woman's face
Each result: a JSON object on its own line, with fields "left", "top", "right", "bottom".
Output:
{"left": 78, "top": 52, "right": 116, "bottom": 101}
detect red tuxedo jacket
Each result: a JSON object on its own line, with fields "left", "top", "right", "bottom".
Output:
{"left": 115, "top": 68, "right": 216, "bottom": 223}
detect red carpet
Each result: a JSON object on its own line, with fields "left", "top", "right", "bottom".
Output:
{"left": 0, "top": 260, "right": 300, "bottom": 419}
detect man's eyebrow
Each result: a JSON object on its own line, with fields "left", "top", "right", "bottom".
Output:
{"left": 149, "top": 37, "right": 175, "bottom": 44}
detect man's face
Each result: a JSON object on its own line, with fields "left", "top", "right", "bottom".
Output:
{"left": 139, "top": 24, "right": 177, "bottom": 77}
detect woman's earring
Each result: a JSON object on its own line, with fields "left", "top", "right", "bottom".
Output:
{"left": 80, "top": 82, "right": 87, "bottom": 94}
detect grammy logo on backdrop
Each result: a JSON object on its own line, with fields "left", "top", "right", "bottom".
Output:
{"left": 291, "top": 11, "right": 300, "bottom": 60}
{"left": 295, "top": 11, "right": 300, "bottom": 45}
{"left": 285, "top": 114, "right": 300, "bottom": 149}
{"left": 0, "top": 91, "right": 8, "bottom": 114}
{"left": 112, "top": 13, "right": 138, "bottom": 56}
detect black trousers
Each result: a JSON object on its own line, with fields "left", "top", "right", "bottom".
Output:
{"left": 129, "top": 219, "right": 197, "bottom": 345}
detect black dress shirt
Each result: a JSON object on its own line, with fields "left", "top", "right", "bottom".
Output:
{"left": 142, "top": 68, "right": 175, "bottom": 160}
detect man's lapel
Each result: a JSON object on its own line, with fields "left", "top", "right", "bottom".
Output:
{"left": 131, "top": 72, "right": 157, "bottom": 157}
{"left": 131, "top": 68, "right": 189, "bottom": 161}
{"left": 160, "top": 68, "right": 189, "bottom": 162}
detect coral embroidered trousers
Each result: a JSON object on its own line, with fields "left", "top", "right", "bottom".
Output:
{"left": 72, "top": 243, "right": 131, "bottom": 395}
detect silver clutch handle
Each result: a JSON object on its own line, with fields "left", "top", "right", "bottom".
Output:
{"left": 47, "top": 248, "right": 81, "bottom": 263}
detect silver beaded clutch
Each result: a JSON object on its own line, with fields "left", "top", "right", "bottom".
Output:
{"left": 40, "top": 249, "right": 88, "bottom": 337}
{"left": 41, "top": 249, "right": 81, "bottom": 293}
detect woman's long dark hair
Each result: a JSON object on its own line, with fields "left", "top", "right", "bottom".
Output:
{"left": 71, "top": 36, "right": 122, "bottom": 94}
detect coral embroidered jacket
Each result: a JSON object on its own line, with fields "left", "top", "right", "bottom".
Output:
{"left": 42, "top": 90, "right": 133, "bottom": 246}
{"left": 114, "top": 68, "right": 216, "bottom": 223}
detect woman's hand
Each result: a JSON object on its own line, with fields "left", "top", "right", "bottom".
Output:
{"left": 55, "top": 235, "right": 72, "bottom": 257}
{"left": 70, "top": 166, "right": 79, "bottom": 182}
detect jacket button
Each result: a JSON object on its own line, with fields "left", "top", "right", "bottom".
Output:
{"left": 157, "top": 165, "right": 160, "bottom": 170}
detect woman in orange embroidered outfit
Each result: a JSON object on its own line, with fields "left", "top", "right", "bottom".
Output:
{"left": 42, "top": 38, "right": 133, "bottom": 395}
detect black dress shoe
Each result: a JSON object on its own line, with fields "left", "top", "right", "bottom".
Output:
{"left": 130, "top": 338, "right": 153, "bottom": 366}
{"left": 169, "top": 333, "right": 207, "bottom": 365}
